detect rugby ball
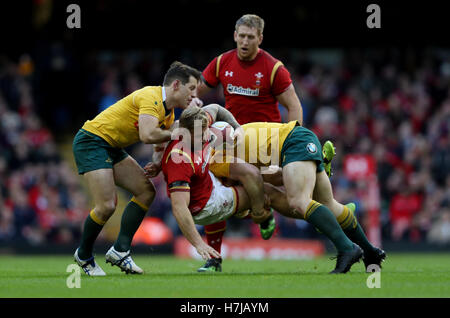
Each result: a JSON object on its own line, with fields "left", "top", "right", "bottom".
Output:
{"left": 210, "top": 121, "right": 235, "bottom": 149}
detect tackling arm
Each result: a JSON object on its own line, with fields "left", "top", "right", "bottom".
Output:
{"left": 138, "top": 114, "right": 172, "bottom": 144}
{"left": 202, "top": 104, "right": 241, "bottom": 130}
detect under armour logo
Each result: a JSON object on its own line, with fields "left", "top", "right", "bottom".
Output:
{"left": 225, "top": 71, "right": 233, "bottom": 77}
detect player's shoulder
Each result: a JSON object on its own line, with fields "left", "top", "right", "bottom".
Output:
{"left": 259, "top": 49, "right": 282, "bottom": 65}
{"left": 134, "top": 86, "right": 162, "bottom": 100}
{"left": 164, "top": 141, "right": 194, "bottom": 163}
{"left": 163, "top": 140, "right": 180, "bottom": 156}
{"left": 218, "top": 49, "right": 237, "bottom": 64}
{"left": 217, "top": 49, "right": 235, "bottom": 58}
{"left": 132, "top": 86, "right": 164, "bottom": 109}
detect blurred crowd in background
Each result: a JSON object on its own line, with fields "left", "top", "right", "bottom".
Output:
{"left": 1, "top": 47, "right": 449, "bottom": 246}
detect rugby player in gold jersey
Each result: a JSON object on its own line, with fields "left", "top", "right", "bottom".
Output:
{"left": 72, "top": 61, "right": 201, "bottom": 275}
{"left": 208, "top": 121, "right": 385, "bottom": 273}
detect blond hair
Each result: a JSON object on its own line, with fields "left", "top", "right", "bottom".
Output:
{"left": 235, "top": 14, "right": 264, "bottom": 35}
{"left": 179, "top": 106, "right": 208, "bottom": 132}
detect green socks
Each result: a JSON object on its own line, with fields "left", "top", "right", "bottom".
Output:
{"left": 113, "top": 198, "right": 148, "bottom": 252}
{"left": 77, "top": 198, "right": 149, "bottom": 259}
{"left": 305, "top": 201, "right": 354, "bottom": 253}
{"left": 338, "top": 203, "right": 375, "bottom": 253}
{"left": 77, "top": 210, "right": 105, "bottom": 260}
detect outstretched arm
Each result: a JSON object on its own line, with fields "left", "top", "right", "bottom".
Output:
{"left": 202, "top": 104, "right": 240, "bottom": 130}
{"left": 170, "top": 191, "right": 221, "bottom": 260}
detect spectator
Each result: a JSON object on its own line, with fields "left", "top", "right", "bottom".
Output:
{"left": 1, "top": 47, "right": 450, "bottom": 246}
{"left": 427, "top": 208, "right": 450, "bottom": 244}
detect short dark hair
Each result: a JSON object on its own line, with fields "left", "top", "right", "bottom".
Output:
{"left": 163, "top": 61, "right": 202, "bottom": 86}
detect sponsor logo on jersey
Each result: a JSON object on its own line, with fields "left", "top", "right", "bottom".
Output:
{"left": 306, "top": 143, "right": 317, "bottom": 154}
{"left": 225, "top": 71, "right": 233, "bottom": 77}
{"left": 227, "top": 84, "right": 259, "bottom": 96}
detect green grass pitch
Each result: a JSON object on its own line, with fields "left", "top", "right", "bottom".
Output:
{"left": 0, "top": 253, "right": 449, "bottom": 298}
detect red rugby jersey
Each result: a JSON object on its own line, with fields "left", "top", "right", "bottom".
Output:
{"left": 161, "top": 139, "right": 213, "bottom": 215}
{"left": 202, "top": 48, "right": 292, "bottom": 124}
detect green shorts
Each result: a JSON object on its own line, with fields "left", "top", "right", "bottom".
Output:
{"left": 72, "top": 129, "right": 129, "bottom": 175}
{"left": 280, "top": 126, "right": 324, "bottom": 173}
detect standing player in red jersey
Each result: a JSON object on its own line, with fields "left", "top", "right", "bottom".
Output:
{"left": 197, "top": 14, "right": 303, "bottom": 125}
{"left": 192, "top": 14, "right": 304, "bottom": 272}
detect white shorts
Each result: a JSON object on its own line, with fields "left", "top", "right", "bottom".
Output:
{"left": 193, "top": 171, "right": 238, "bottom": 226}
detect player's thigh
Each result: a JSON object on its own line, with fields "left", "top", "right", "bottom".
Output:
{"left": 113, "top": 155, "right": 156, "bottom": 201}
{"left": 83, "top": 168, "right": 117, "bottom": 211}
{"left": 313, "top": 170, "right": 335, "bottom": 205}
{"left": 282, "top": 161, "right": 317, "bottom": 212}
{"left": 313, "top": 170, "right": 344, "bottom": 217}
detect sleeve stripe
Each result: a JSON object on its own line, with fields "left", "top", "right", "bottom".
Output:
{"left": 169, "top": 188, "right": 190, "bottom": 193}
{"left": 169, "top": 185, "right": 190, "bottom": 190}
{"left": 270, "top": 61, "right": 283, "bottom": 86}
{"left": 215, "top": 54, "right": 223, "bottom": 78}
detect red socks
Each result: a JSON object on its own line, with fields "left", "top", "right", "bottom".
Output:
{"left": 204, "top": 221, "right": 226, "bottom": 255}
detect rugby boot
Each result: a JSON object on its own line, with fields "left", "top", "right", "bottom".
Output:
{"left": 105, "top": 246, "right": 144, "bottom": 274}
{"left": 197, "top": 258, "right": 222, "bottom": 272}
{"left": 74, "top": 248, "right": 106, "bottom": 276}
{"left": 260, "top": 209, "right": 276, "bottom": 240}
{"left": 363, "top": 247, "right": 387, "bottom": 272}
{"left": 329, "top": 244, "right": 363, "bottom": 274}
{"left": 322, "top": 140, "right": 336, "bottom": 177}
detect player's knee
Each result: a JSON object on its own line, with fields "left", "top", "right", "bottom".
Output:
{"left": 287, "top": 196, "right": 308, "bottom": 216}
{"left": 136, "top": 182, "right": 156, "bottom": 207}
{"left": 96, "top": 200, "right": 117, "bottom": 219}
{"left": 239, "top": 164, "right": 261, "bottom": 181}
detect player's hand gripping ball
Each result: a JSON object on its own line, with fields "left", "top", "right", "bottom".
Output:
{"left": 209, "top": 121, "right": 235, "bottom": 150}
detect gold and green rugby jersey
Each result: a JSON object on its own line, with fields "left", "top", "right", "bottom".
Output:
{"left": 209, "top": 120, "right": 298, "bottom": 178}
{"left": 82, "top": 86, "right": 175, "bottom": 148}
{"left": 240, "top": 120, "right": 298, "bottom": 167}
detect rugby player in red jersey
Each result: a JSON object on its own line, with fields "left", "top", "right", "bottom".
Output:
{"left": 197, "top": 14, "right": 302, "bottom": 125}
{"left": 160, "top": 106, "right": 273, "bottom": 260}
{"left": 192, "top": 14, "right": 304, "bottom": 271}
